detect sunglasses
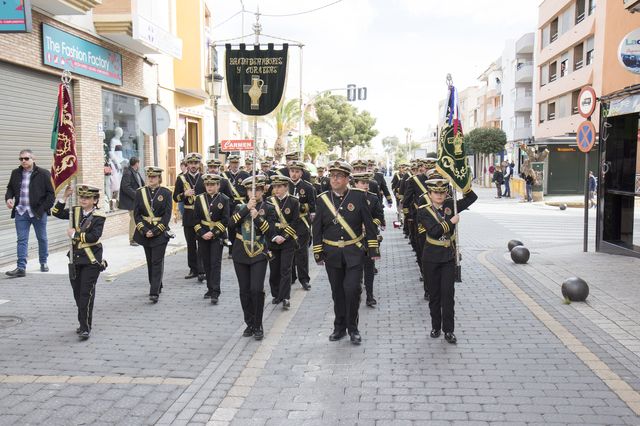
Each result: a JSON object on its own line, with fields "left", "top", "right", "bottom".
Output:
{"left": 19, "top": 157, "right": 32, "bottom": 161}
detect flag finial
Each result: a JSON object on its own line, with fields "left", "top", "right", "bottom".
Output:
{"left": 446, "top": 74, "right": 453, "bottom": 88}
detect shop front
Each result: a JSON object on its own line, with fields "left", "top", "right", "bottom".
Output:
{"left": 597, "top": 87, "right": 640, "bottom": 258}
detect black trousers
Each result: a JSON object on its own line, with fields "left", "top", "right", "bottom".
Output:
{"left": 183, "top": 225, "right": 204, "bottom": 274}
{"left": 269, "top": 246, "right": 295, "bottom": 300}
{"left": 495, "top": 183, "right": 502, "bottom": 198}
{"left": 408, "top": 218, "right": 417, "bottom": 252}
{"left": 423, "top": 259, "right": 456, "bottom": 333}
{"left": 70, "top": 264, "right": 100, "bottom": 332}
{"left": 363, "top": 257, "right": 375, "bottom": 299}
{"left": 144, "top": 243, "right": 168, "bottom": 296}
{"left": 201, "top": 239, "right": 224, "bottom": 296}
{"left": 292, "top": 233, "right": 310, "bottom": 284}
{"left": 416, "top": 234, "right": 426, "bottom": 290}
{"left": 234, "top": 260, "right": 267, "bottom": 329}
{"left": 326, "top": 262, "right": 363, "bottom": 333}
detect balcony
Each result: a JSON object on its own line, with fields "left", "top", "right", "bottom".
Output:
{"left": 31, "top": 0, "right": 101, "bottom": 15}
{"left": 625, "top": 0, "right": 640, "bottom": 13}
{"left": 515, "top": 95, "right": 533, "bottom": 112}
{"left": 514, "top": 126, "right": 532, "bottom": 141}
{"left": 515, "top": 63, "right": 533, "bottom": 83}
{"left": 92, "top": 0, "right": 182, "bottom": 58}
{"left": 487, "top": 107, "right": 501, "bottom": 121}
{"left": 516, "top": 33, "right": 534, "bottom": 54}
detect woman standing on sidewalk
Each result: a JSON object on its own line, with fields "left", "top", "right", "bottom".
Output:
{"left": 51, "top": 184, "right": 106, "bottom": 340}
{"left": 133, "top": 167, "right": 173, "bottom": 303}
{"left": 417, "top": 174, "right": 477, "bottom": 344}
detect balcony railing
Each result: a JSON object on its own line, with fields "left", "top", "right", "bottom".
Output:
{"left": 31, "top": 0, "right": 101, "bottom": 15}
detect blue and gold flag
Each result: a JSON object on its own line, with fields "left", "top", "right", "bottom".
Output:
{"left": 436, "top": 85, "right": 471, "bottom": 193}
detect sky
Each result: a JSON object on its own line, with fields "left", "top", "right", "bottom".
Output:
{"left": 211, "top": 0, "right": 541, "bottom": 151}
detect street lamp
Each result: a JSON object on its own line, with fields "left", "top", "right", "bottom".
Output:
{"left": 206, "top": 71, "right": 224, "bottom": 159}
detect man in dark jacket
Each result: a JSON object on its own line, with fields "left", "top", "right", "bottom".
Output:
{"left": 4, "top": 149, "right": 55, "bottom": 277}
{"left": 119, "top": 157, "right": 144, "bottom": 246}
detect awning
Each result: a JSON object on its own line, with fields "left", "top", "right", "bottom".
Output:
{"left": 600, "top": 84, "right": 640, "bottom": 117}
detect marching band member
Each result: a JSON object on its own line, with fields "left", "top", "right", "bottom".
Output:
{"left": 288, "top": 160, "right": 316, "bottom": 291}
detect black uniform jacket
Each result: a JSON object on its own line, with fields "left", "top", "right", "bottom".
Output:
{"left": 402, "top": 174, "right": 429, "bottom": 216}
{"left": 366, "top": 191, "right": 385, "bottom": 229}
{"left": 416, "top": 190, "right": 478, "bottom": 263}
{"left": 289, "top": 179, "right": 316, "bottom": 236}
{"left": 391, "top": 171, "right": 406, "bottom": 194}
{"left": 268, "top": 194, "right": 300, "bottom": 251}
{"left": 312, "top": 188, "right": 380, "bottom": 268}
{"left": 223, "top": 170, "right": 250, "bottom": 205}
{"left": 133, "top": 186, "right": 173, "bottom": 247}
{"left": 51, "top": 201, "right": 105, "bottom": 265}
{"left": 173, "top": 172, "right": 205, "bottom": 227}
{"left": 193, "top": 192, "right": 230, "bottom": 241}
{"left": 229, "top": 200, "right": 276, "bottom": 265}
{"left": 373, "top": 171, "right": 392, "bottom": 204}
{"left": 398, "top": 172, "right": 412, "bottom": 212}
{"left": 313, "top": 176, "right": 330, "bottom": 195}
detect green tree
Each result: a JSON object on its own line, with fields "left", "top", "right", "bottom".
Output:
{"left": 272, "top": 99, "right": 301, "bottom": 162}
{"left": 308, "top": 94, "right": 378, "bottom": 157}
{"left": 303, "top": 134, "right": 328, "bottom": 162}
{"left": 465, "top": 127, "right": 507, "bottom": 154}
{"left": 382, "top": 136, "right": 400, "bottom": 156}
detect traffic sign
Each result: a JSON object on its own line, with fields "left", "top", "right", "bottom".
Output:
{"left": 578, "top": 86, "right": 597, "bottom": 118}
{"left": 139, "top": 104, "right": 170, "bottom": 136}
{"left": 221, "top": 139, "right": 254, "bottom": 151}
{"left": 576, "top": 121, "right": 596, "bottom": 153}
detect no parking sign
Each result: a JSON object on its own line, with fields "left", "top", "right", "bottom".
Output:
{"left": 576, "top": 121, "right": 596, "bottom": 153}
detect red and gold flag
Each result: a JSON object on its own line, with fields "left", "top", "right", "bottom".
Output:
{"left": 50, "top": 83, "right": 78, "bottom": 192}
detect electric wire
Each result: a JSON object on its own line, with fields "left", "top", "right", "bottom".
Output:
{"left": 214, "top": 0, "right": 344, "bottom": 29}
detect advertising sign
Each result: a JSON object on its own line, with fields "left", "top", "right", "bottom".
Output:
{"left": 0, "top": 0, "right": 32, "bottom": 32}
{"left": 225, "top": 43, "right": 288, "bottom": 116}
{"left": 221, "top": 139, "right": 255, "bottom": 151}
{"left": 42, "top": 24, "right": 123, "bottom": 86}
{"left": 618, "top": 28, "right": 640, "bottom": 74}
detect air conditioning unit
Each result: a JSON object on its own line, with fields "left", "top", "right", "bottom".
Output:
{"left": 625, "top": 0, "right": 640, "bottom": 13}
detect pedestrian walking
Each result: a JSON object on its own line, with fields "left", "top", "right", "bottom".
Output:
{"left": 492, "top": 166, "right": 504, "bottom": 198}
{"left": 589, "top": 171, "right": 597, "bottom": 208}
{"left": 522, "top": 172, "right": 534, "bottom": 202}
{"left": 51, "top": 184, "right": 106, "bottom": 340}
{"left": 4, "top": 149, "right": 55, "bottom": 277}
{"left": 268, "top": 174, "right": 300, "bottom": 309}
{"left": 417, "top": 173, "right": 477, "bottom": 344}
{"left": 173, "top": 153, "right": 206, "bottom": 281}
{"left": 230, "top": 176, "right": 276, "bottom": 340}
{"left": 194, "top": 174, "right": 230, "bottom": 304}
{"left": 503, "top": 161, "right": 512, "bottom": 198}
{"left": 118, "top": 157, "right": 144, "bottom": 246}
{"left": 133, "top": 167, "right": 173, "bottom": 303}
{"left": 312, "top": 161, "right": 380, "bottom": 345}
{"left": 288, "top": 160, "right": 316, "bottom": 291}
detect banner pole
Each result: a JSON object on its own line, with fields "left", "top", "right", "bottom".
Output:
{"left": 250, "top": 11, "right": 260, "bottom": 248}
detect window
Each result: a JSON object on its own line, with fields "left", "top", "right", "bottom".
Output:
{"left": 561, "top": 59, "right": 568, "bottom": 77}
{"left": 542, "top": 26, "right": 550, "bottom": 49}
{"left": 549, "top": 61, "right": 557, "bottom": 82}
{"left": 550, "top": 18, "right": 559, "bottom": 42}
{"left": 574, "top": 43, "right": 584, "bottom": 70}
{"left": 586, "top": 36, "right": 595, "bottom": 65}
{"left": 588, "top": 0, "right": 596, "bottom": 15}
{"left": 540, "top": 64, "right": 549, "bottom": 86}
{"left": 539, "top": 103, "right": 547, "bottom": 123}
{"left": 576, "top": 0, "right": 586, "bottom": 24}
{"left": 548, "top": 102, "right": 556, "bottom": 121}
{"left": 571, "top": 90, "right": 580, "bottom": 115}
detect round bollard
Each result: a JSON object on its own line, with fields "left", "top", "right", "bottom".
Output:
{"left": 508, "top": 239, "right": 524, "bottom": 251}
{"left": 559, "top": 204, "right": 567, "bottom": 211}
{"left": 561, "top": 277, "right": 589, "bottom": 302}
{"left": 510, "top": 246, "right": 530, "bottom": 264}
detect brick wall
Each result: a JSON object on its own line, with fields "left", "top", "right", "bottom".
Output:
{"left": 0, "top": 12, "right": 148, "bottom": 239}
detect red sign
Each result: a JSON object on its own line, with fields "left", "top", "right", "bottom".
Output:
{"left": 578, "top": 86, "right": 597, "bottom": 118}
{"left": 576, "top": 121, "right": 596, "bottom": 153}
{"left": 220, "top": 139, "right": 254, "bottom": 151}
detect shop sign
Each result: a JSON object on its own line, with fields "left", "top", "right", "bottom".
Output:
{"left": 618, "top": 28, "right": 640, "bottom": 74}
{"left": 221, "top": 139, "right": 254, "bottom": 151}
{"left": 42, "top": 24, "right": 123, "bottom": 86}
{"left": 0, "top": 0, "right": 32, "bottom": 32}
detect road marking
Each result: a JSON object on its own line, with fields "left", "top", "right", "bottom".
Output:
{"left": 0, "top": 300, "right": 9, "bottom": 305}
{"left": 478, "top": 250, "right": 640, "bottom": 416}
{"left": 207, "top": 269, "right": 319, "bottom": 425}
{"left": 0, "top": 375, "right": 191, "bottom": 386}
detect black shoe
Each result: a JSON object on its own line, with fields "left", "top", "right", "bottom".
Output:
{"left": 349, "top": 331, "right": 362, "bottom": 345}
{"left": 430, "top": 329, "right": 441, "bottom": 338}
{"left": 242, "top": 326, "right": 254, "bottom": 337}
{"left": 424, "top": 293, "right": 430, "bottom": 301}
{"left": 40, "top": 264, "right": 49, "bottom": 272}
{"left": 79, "top": 330, "right": 90, "bottom": 340}
{"left": 129, "top": 241, "right": 139, "bottom": 247}
{"left": 329, "top": 330, "right": 347, "bottom": 341}
{"left": 211, "top": 296, "right": 218, "bottom": 305}
{"left": 198, "top": 274, "right": 206, "bottom": 282}
{"left": 301, "top": 282, "right": 311, "bottom": 291}
{"left": 253, "top": 326, "right": 264, "bottom": 340}
{"left": 203, "top": 291, "right": 212, "bottom": 299}
{"left": 282, "top": 299, "right": 290, "bottom": 309}
{"left": 373, "top": 267, "right": 378, "bottom": 275}
{"left": 76, "top": 327, "right": 82, "bottom": 334}
{"left": 366, "top": 298, "right": 376, "bottom": 307}
{"left": 5, "top": 268, "right": 25, "bottom": 278}
{"left": 184, "top": 271, "right": 197, "bottom": 279}
{"left": 272, "top": 297, "right": 280, "bottom": 304}
{"left": 444, "top": 332, "right": 457, "bottom": 344}
{"left": 149, "top": 295, "right": 159, "bottom": 303}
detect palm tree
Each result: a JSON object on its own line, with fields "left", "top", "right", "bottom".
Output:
{"left": 273, "top": 99, "right": 301, "bottom": 162}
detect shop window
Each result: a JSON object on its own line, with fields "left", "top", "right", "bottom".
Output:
{"left": 548, "top": 102, "right": 556, "bottom": 121}
{"left": 574, "top": 43, "right": 584, "bottom": 70}
{"left": 571, "top": 90, "right": 580, "bottom": 115}
{"left": 102, "top": 90, "right": 144, "bottom": 211}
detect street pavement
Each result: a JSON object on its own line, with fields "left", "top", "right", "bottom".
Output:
{"left": 0, "top": 186, "right": 639, "bottom": 425}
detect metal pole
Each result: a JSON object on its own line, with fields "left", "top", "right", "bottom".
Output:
{"left": 151, "top": 103, "right": 158, "bottom": 166}
{"left": 250, "top": 10, "right": 260, "bottom": 247}
{"left": 298, "top": 46, "right": 304, "bottom": 159}
{"left": 583, "top": 151, "right": 589, "bottom": 252}
{"left": 214, "top": 96, "right": 220, "bottom": 159}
